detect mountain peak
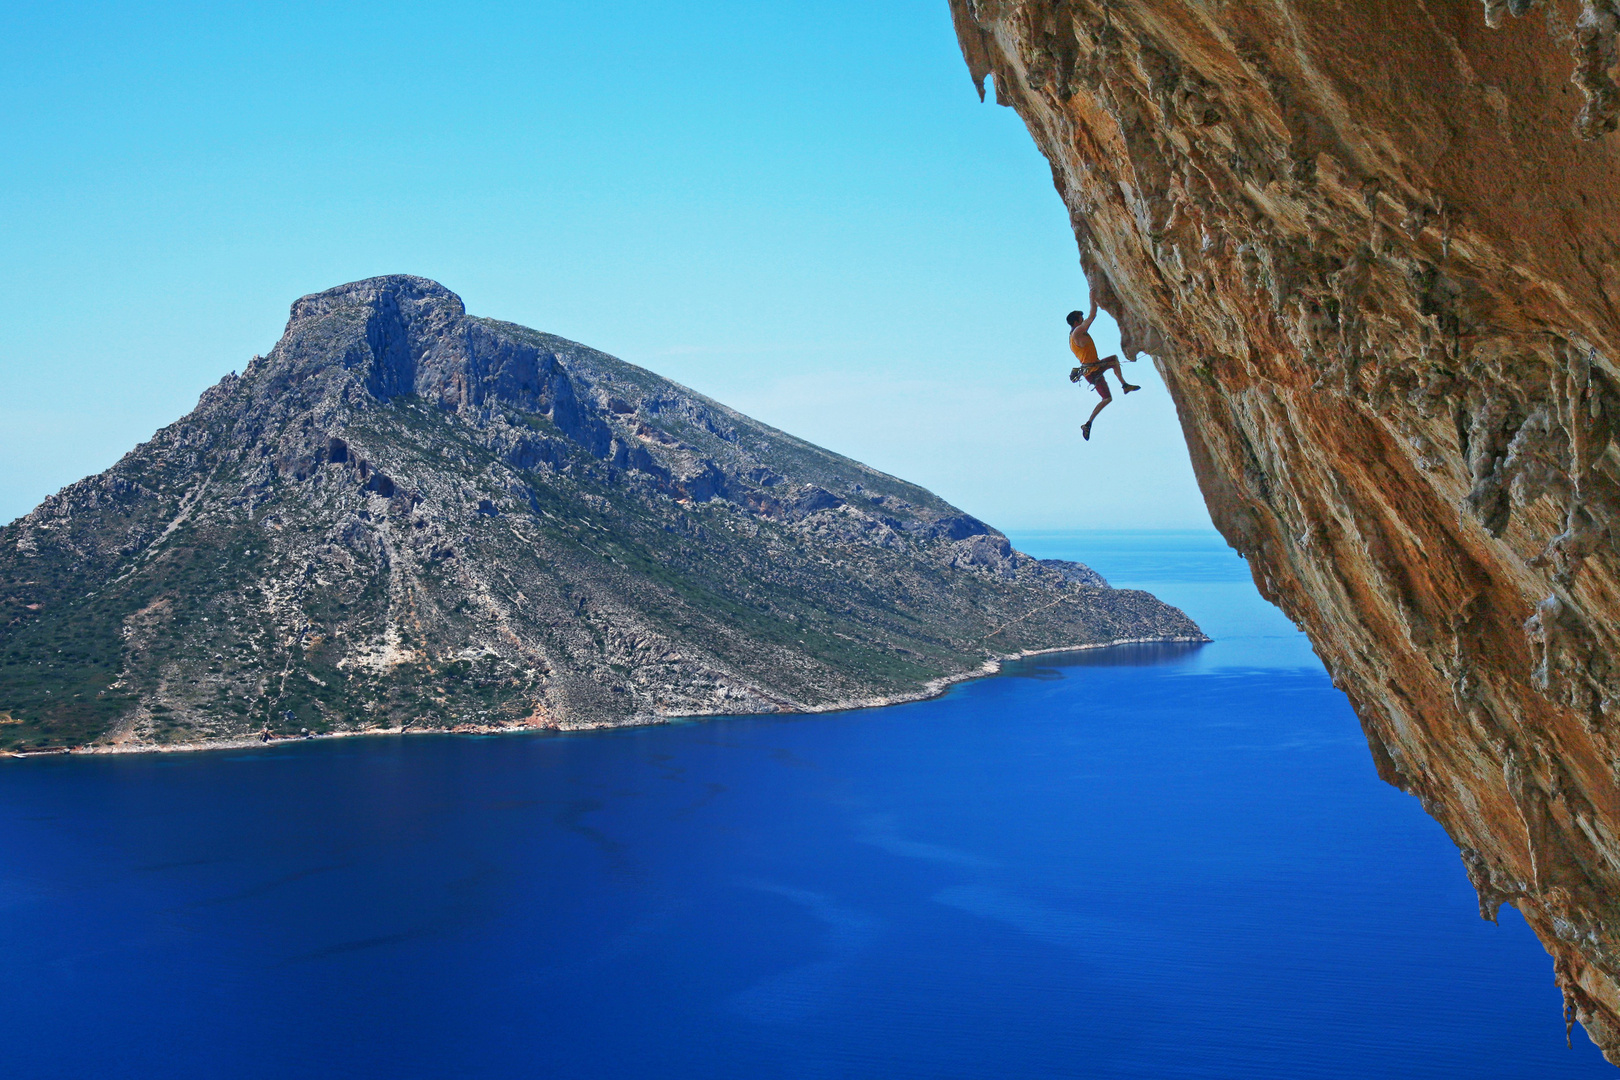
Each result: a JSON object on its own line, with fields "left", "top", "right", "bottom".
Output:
{"left": 287, "top": 274, "right": 465, "bottom": 326}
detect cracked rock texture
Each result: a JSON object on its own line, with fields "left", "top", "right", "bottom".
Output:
{"left": 0, "top": 275, "right": 1202, "bottom": 753}
{"left": 952, "top": 0, "right": 1620, "bottom": 1060}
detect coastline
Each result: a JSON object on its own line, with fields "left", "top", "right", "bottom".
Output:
{"left": 9, "top": 633, "right": 1210, "bottom": 760}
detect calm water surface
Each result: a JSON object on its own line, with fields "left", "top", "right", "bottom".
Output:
{"left": 1, "top": 530, "right": 1610, "bottom": 1078}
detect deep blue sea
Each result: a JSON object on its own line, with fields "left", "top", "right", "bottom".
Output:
{"left": 2, "top": 530, "right": 1611, "bottom": 1078}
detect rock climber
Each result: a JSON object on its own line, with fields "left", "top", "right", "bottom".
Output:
{"left": 1067, "top": 300, "right": 1140, "bottom": 440}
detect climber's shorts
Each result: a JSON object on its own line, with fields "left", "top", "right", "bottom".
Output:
{"left": 1083, "top": 365, "right": 1111, "bottom": 398}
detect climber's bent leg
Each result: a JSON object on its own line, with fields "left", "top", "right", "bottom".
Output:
{"left": 1097, "top": 356, "right": 1141, "bottom": 393}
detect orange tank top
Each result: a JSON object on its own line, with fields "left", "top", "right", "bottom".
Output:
{"left": 1069, "top": 325, "right": 1100, "bottom": 368}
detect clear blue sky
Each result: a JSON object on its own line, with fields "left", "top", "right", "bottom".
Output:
{"left": 0, "top": 0, "right": 1210, "bottom": 531}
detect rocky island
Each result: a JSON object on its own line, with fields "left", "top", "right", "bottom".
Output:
{"left": 0, "top": 275, "right": 1201, "bottom": 754}
{"left": 950, "top": 0, "right": 1620, "bottom": 1060}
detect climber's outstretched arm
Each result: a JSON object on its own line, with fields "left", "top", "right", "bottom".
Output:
{"left": 1079, "top": 298, "right": 1099, "bottom": 333}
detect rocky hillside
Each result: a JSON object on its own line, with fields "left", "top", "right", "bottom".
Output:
{"left": 0, "top": 275, "right": 1201, "bottom": 753}
{"left": 951, "top": 0, "right": 1620, "bottom": 1061}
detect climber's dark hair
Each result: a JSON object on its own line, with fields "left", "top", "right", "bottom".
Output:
{"left": 1066, "top": 310, "right": 1085, "bottom": 328}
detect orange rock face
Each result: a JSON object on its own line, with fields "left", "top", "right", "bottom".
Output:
{"left": 951, "top": 0, "right": 1620, "bottom": 1061}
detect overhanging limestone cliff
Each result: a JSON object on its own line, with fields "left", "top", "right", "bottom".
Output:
{"left": 951, "top": 0, "right": 1620, "bottom": 1060}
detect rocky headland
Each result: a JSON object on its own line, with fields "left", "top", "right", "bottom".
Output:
{"left": 951, "top": 0, "right": 1620, "bottom": 1060}
{"left": 0, "top": 275, "right": 1202, "bottom": 756}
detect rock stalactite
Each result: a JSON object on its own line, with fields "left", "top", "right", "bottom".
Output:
{"left": 951, "top": 0, "right": 1620, "bottom": 1060}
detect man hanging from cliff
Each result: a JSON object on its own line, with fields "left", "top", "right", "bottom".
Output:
{"left": 1067, "top": 300, "right": 1140, "bottom": 440}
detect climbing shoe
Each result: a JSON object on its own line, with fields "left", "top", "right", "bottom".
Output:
{"left": 1122, "top": 383, "right": 1142, "bottom": 393}
{"left": 1081, "top": 421, "right": 1092, "bottom": 441}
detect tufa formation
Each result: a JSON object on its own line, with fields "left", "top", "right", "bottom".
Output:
{"left": 0, "top": 275, "right": 1201, "bottom": 752}
{"left": 951, "top": 0, "right": 1620, "bottom": 1061}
